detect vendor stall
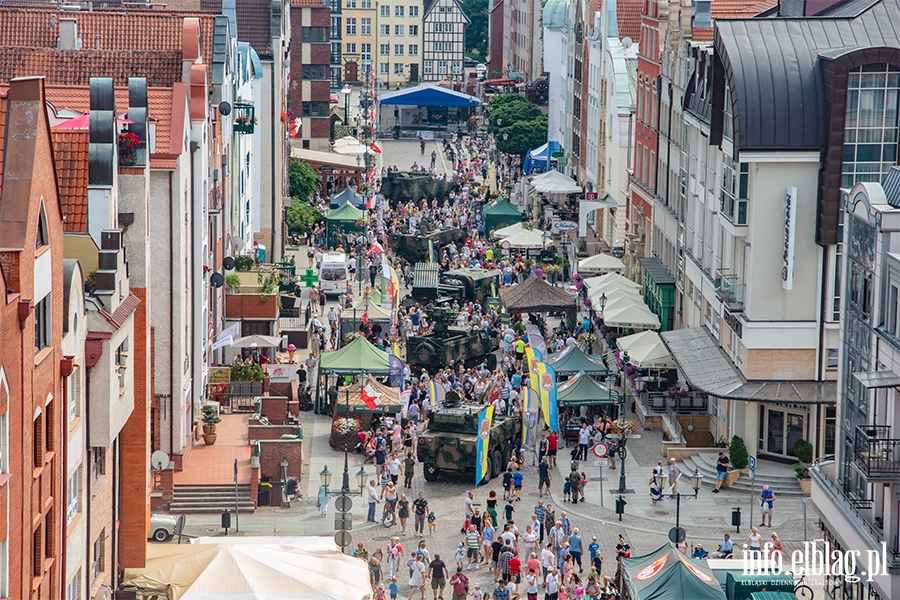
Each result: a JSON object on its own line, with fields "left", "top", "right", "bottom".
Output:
{"left": 316, "top": 335, "right": 390, "bottom": 413}
{"left": 499, "top": 275, "right": 576, "bottom": 315}
{"left": 557, "top": 371, "right": 617, "bottom": 408}
{"left": 549, "top": 344, "right": 608, "bottom": 377}
{"left": 326, "top": 200, "right": 367, "bottom": 249}
{"left": 339, "top": 300, "right": 394, "bottom": 341}
{"left": 621, "top": 543, "right": 725, "bottom": 600}
{"left": 483, "top": 196, "right": 523, "bottom": 235}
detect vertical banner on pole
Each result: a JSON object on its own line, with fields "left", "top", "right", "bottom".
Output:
{"left": 537, "top": 362, "right": 558, "bottom": 432}
{"left": 525, "top": 346, "right": 542, "bottom": 393}
{"left": 475, "top": 405, "right": 495, "bottom": 485}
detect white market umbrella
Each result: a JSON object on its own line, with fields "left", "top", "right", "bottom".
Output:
{"left": 602, "top": 304, "right": 660, "bottom": 330}
{"left": 229, "top": 334, "right": 284, "bottom": 348}
{"left": 501, "top": 228, "right": 549, "bottom": 249}
{"left": 618, "top": 331, "right": 676, "bottom": 368}
{"left": 333, "top": 142, "right": 374, "bottom": 156}
{"left": 583, "top": 272, "right": 641, "bottom": 291}
{"left": 532, "top": 170, "right": 582, "bottom": 194}
{"left": 579, "top": 253, "right": 626, "bottom": 273}
{"left": 332, "top": 135, "right": 361, "bottom": 148}
{"left": 617, "top": 330, "right": 662, "bottom": 353}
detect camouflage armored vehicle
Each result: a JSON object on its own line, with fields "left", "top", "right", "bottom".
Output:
{"left": 406, "top": 306, "right": 499, "bottom": 374}
{"left": 390, "top": 219, "right": 468, "bottom": 263}
{"left": 404, "top": 262, "right": 499, "bottom": 307}
{"left": 381, "top": 170, "right": 457, "bottom": 208}
{"left": 418, "top": 394, "right": 522, "bottom": 483}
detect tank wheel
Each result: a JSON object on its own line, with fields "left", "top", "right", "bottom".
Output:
{"left": 486, "top": 354, "right": 497, "bottom": 371}
{"left": 415, "top": 342, "right": 437, "bottom": 363}
{"left": 490, "top": 450, "right": 503, "bottom": 479}
{"left": 423, "top": 463, "right": 439, "bottom": 482}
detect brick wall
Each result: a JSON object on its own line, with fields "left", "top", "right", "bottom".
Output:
{"left": 248, "top": 424, "right": 302, "bottom": 441}
{"left": 258, "top": 440, "right": 303, "bottom": 482}
{"left": 225, "top": 294, "right": 279, "bottom": 320}
{"left": 258, "top": 397, "right": 289, "bottom": 424}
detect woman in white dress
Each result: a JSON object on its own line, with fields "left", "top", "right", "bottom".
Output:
{"left": 408, "top": 554, "right": 427, "bottom": 600}
{"left": 318, "top": 484, "right": 330, "bottom": 517}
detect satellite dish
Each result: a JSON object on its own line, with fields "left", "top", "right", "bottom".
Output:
{"left": 223, "top": 256, "right": 236, "bottom": 271}
{"left": 151, "top": 450, "right": 170, "bottom": 471}
{"left": 622, "top": 37, "right": 633, "bottom": 49}
{"left": 218, "top": 101, "right": 232, "bottom": 116}
{"left": 210, "top": 272, "right": 225, "bottom": 288}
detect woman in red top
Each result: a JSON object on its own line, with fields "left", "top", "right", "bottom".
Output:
{"left": 526, "top": 553, "right": 541, "bottom": 579}
{"left": 547, "top": 432, "right": 559, "bottom": 468}
{"left": 509, "top": 553, "right": 522, "bottom": 585}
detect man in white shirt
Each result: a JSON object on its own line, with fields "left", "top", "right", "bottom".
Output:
{"left": 465, "top": 491, "right": 475, "bottom": 517}
{"left": 366, "top": 480, "right": 380, "bottom": 523}
{"left": 578, "top": 425, "right": 590, "bottom": 461}
{"left": 387, "top": 453, "right": 402, "bottom": 484}
{"left": 540, "top": 544, "right": 555, "bottom": 580}
{"left": 545, "top": 566, "right": 559, "bottom": 599}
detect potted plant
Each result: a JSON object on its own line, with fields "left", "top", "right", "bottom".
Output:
{"left": 201, "top": 405, "right": 221, "bottom": 445}
{"left": 118, "top": 131, "right": 140, "bottom": 166}
{"left": 793, "top": 439, "right": 813, "bottom": 464}
{"left": 724, "top": 435, "right": 749, "bottom": 487}
{"left": 795, "top": 465, "right": 811, "bottom": 494}
{"left": 225, "top": 273, "right": 242, "bottom": 293}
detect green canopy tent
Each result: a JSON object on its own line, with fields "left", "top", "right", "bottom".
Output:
{"left": 316, "top": 335, "right": 391, "bottom": 413}
{"left": 621, "top": 544, "right": 725, "bottom": 600}
{"left": 549, "top": 344, "right": 608, "bottom": 377}
{"left": 557, "top": 371, "right": 617, "bottom": 407}
{"left": 483, "top": 196, "right": 523, "bottom": 236}
{"left": 326, "top": 200, "right": 366, "bottom": 249}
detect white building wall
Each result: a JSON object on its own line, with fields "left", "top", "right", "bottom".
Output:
{"left": 543, "top": 26, "right": 567, "bottom": 148}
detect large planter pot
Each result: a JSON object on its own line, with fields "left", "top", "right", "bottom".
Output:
{"left": 797, "top": 478, "right": 811, "bottom": 494}
{"left": 203, "top": 423, "right": 218, "bottom": 446}
{"left": 723, "top": 469, "right": 744, "bottom": 487}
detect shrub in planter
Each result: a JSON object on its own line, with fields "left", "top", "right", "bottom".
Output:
{"left": 730, "top": 435, "right": 749, "bottom": 469}
{"left": 793, "top": 439, "right": 813, "bottom": 464}
{"left": 201, "top": 405, "right": 222, "bottom": 445}
{"left": 234, "top": 255, "right": 256, "bottom": 271}
{"left": 795, "top": 465, "right": 811, "bottom": 494}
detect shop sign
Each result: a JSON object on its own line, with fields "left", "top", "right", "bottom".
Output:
{"left": 782, "top": 186, "right": 798, "bottom": 290}
{"left": 723, "top": 310, "right": 742, "bottom": 338}
{"left": 209, "top": 367, "right": 231, "bottom": 383}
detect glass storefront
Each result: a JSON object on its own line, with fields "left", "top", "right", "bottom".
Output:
{"left": 759, "top": 404, "right": 809, "bottom": 458}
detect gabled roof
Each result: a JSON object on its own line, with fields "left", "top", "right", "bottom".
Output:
{"left": 202, "top": 0, "right": 275, "bottom": 57}
{"left": 50, "top": 129, "right": 89, "bottom": 233}
{"left": 499, "top": 276, "right": 576, "bottom": 313}
{"left": 690, "top": 0, "right": 776, "bottom": 42}
{"left": 0, "top": 7, "right": 215, "bottom": 86}
{"left": 320, "top": 335, "right": 391, "bottom": 374}
{"left": 549, "top": 346, "right": 608, "bottom": 375}
{"left": 714, "top": 0, "right": 897, "bottom": 151}
{"left": 379, "top": 84, "right": 480, "bottom": 107}
{"left": 617, "top": 0, "right": 644, "bottom": 44}
{"left": 424, "top": 0, "right": 471, "bottom": 23}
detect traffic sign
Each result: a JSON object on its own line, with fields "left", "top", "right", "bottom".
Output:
{"left": 335, "top": 495, "right": 353, "bottom": 513}
{"left": 592, "top": 442, "right": 609, "bottom": 458}
{"left": 334, "top": 514, "right": 353, "bottom": 531}
{"left": 668, "top": 527, "right": 686, "bottom": 544}
{"left": 334, "top": 530, "right": 352, "bottom": 547}
{"left": 625, "top": 434, "right": 642, "bottom": 439}
{"left": 749, "top": 455, "right": 756, "bottom": 475}
{"left": 593, "top": 458, "right": 608, "bottom": 467}
{"left": 301, "top": 269, "right": 319, "bottom": 288}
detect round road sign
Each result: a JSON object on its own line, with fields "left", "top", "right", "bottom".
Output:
{"left": 668, "top": 527, "right": 686, "bottom": 544}
{"left": 592, "top": 442, "right": 609, "bottom": 458}
{"left": 334, "top": 530, "right": 353, "bottom": 548}
{"left": 501, "top": 240, "right": 511, "bottom": 250}
{"left": 335, "top": 495, "right": 353, "bottom": 513}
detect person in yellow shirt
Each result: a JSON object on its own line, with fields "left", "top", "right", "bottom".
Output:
{"left": 515, "top": 338, "right": 525, "bottom": 367}
{"left": 486, "top": 247, "right": 494, "bottom": 261}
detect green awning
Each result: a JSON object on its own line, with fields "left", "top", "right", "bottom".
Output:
{"left": 320, "top": 335, "right": 390, "bottom": 374}
{"left": 483, "top": 196, "right": 523, "bottom": 233}
{"left": 549, "top": 344, "right": 608, "bottom": 376}
{"left": 622, "top": 544, "right": 725, "bottom": 600}
{"left": 557, "top": 371, "right": 616, "bottom": 407}
{"left": 327, "top": 200, "right": 366, "bottom": 221}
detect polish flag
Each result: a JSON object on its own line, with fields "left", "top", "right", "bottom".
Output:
{"left": 366, "top": 241, "right": 384, "bottom": 257}
{"left": 361, "top": 384, "right": 381, "bottom": 409}
{"left": 289, "top": 118, "right": 302, "bottom": 138}
{"left": 362, "top": 312, "right": 370, "bottom": 326}
{"left": 366, "top": 194, "right": 376, "bottom": 210}
{"left": 371, "top": 141, "right": 383, "bottom": 154}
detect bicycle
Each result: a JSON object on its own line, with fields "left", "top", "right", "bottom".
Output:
{"left": 793, "top": 572, "right": 814, "bottom": 600}
{"left": 381, "top": 499, "right": 397, "bottom": 528}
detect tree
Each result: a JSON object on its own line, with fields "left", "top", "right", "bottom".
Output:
{"left": 487, "top": 96, "right": 543, "bottom": 133}
{"left": 496, "top": 116, "right": 548, "bottom": 156}
{"left": 729, "top": 435, "right": 749, "bottom": 470}
{"left": 461, "top": 0, "right": 488, "bottom": 56}
{"left": 285, "top": 203, "right": 324, "bottom": 237}
{"left": 289, "top": 159, "right": 320, "bottom": 203}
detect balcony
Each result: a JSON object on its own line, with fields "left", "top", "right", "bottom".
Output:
{"left": 233, "top": 103, "right": 256, "bottom": 134}
{"left": 854, "top": 425, "right": 900, "bottom": 481}
{"left": 715, "top": 269, "right": 744, "bottom": 312}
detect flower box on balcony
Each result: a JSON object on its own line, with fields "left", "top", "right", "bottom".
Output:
{"left": 233, "top": 103, "right": 257, "bottom": 134}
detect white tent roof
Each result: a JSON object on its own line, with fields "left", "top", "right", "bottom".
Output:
{"left": 616, "top": 331, "right": 675, "bottom": 368}
{"left": 602, "top": 304, "right": 660, "bottom": 330}
{"left": 501, "top": 228, "right": 549, "bottom": 248}
{"left": 591, "top": 287, "right": 644, "bottom": 306}
{"left": 579, "top": 253, "right": 626, "bottom": 273}
{"left": 352, "top": 298, "right": 393, "bottom": 321}
{"left": 532, "top": 170, "right": 582, "bottom": 194}
{"left": 121, "top": 537, "right": 371, "bottom": 600}
{"left": 492, "top": 222, "right": 552, "bottom": 240}
{"left": 583, "top": 272, "right": 641, "bottom": 291}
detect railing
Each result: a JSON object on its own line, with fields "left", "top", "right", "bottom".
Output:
{"left": 642, "top": 391, "right": 667, "bottom": 414}
{"left": 715, "top": 269, "right": 744, "bottom": 312}
{"left": 854, "top": 425, "right": 900, "bottom": 479}
{"left": 664, "top": 402, "right": 683, "bottom": 441}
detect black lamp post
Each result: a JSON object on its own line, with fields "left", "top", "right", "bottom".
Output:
{"left": 339, "top": 372, "right": 369, "bottom": 496}
{"left": 656, "top": 468, "right": 704, "bottom": 534}
{"left": 612, "top": 351, "right": 630, "bottom": 494}
{"left": 280, "top": 456, "right": 289, "bottom": 503}
{"left": 342, "top": 84, "right": 352, "bottom": 136}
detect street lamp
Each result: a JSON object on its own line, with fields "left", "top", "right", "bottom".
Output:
{"left": 339, "top": 374, "right": 370, "bottom": 497}
{"left": 320, "top": 465, "right": 333, "bottom": 489}
{"left": 658, "top": 467, "right": 705, "bottom": 538}
{"left": 280, "top": 456, "right": 289, "bottom": 503}
{"left": 598, "top": 292, "right": 607, "bottom": 316}
{"left": 341, "top": 84, "right": 352, "bottom": 136}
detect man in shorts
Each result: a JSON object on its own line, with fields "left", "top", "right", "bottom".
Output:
{"left": 538, "top": 457, "right": 551, "bottom": 498}
{"left": 759, "top": 485, "right": 775, "bottom": 527}
{"left": 714, "top": 451, "right": 729, "bottom": 493}
{"left": 429, "top": 554, "right": 447, "bottom": 600}
{"left": 465, "top": 525, "right": 481, "bottom": 570}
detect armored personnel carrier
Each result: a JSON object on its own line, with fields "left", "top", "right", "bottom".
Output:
{"left": 390, "top": 219, "right": 468, "bottom": 263}
{"left": 406, "top": 306, "right": 498, "bottom": 373}
{"left": 404, "top": 262, "right": 499, "bottom": 307}
{"left": 417, "top": 393, "right": 522, "bottom": 483}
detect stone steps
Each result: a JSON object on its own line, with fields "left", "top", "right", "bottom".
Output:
{"left": 680, "top": 453, "right": 807, "bottom": 497}
{"left": 170, "top": 484, "right": 256, "bottom": 513}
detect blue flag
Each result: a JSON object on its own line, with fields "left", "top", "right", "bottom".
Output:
{"left": 389, "top": 354, "right": 405, "bottom": 388}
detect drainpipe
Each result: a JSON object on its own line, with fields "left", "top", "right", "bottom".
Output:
{"left": 59, "top": 356, "right": 74, "bottom": 599}
{"left": 111, "top": 438, "right": 119, "bottom": 589}
{"left": 271, "top": 62, "right": 278, "bottom": 263}
{"left": 191, "top": 141, "right": 199, "bottom": 446}
{"left": 169, "top": 171, "right": 175, "bottom": 454}
{"left": 84, "top": 370, "right": 91, "bottom": 600}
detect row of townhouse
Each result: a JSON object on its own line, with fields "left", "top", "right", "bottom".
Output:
{"left": 486, "top": 0, "right": 545, "bottom": 85}
{"left": 546, "top": 0, "right": 900, "bottom": 596}
{"left": 0, "top": 1, "right": 292, "bottom": 597}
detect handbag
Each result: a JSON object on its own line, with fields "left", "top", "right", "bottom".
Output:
{"left": 316, "top": 498, "right": 321, "bottom": 508}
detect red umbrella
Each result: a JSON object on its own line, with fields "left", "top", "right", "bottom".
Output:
{"left": 51, "top": 113, "right": 135, "bottom": 130}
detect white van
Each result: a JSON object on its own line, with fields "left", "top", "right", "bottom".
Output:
{"left": 320, "top": 252, "right": 349, "bottom": 296}
{"left": 476, "top": 63, "right": 487, "bottom": 80}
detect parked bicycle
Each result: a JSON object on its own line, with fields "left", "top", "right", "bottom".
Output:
{"left": 793, "top": 572, "right": 814, "bottom": 600}
{"left": 381, "top": 498, "right": 396, "bottom": 528}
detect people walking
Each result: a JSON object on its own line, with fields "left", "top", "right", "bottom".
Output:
{"left": 318, "top": 484, "right": 330, "bottom": 516}
{"left": 414, "top": 491, "right": 429, "bottom": 535}
{"left": 667, "top": 458, "right": 680, "bottom": 494}
{"left": 368, "top": 480, "right": 381, "bottom": 523}
{"left": 649, "top": 471, "right": 661, "bottom": 506}
{"left": 398, "top": 494, "right": 410, "bottom": 536}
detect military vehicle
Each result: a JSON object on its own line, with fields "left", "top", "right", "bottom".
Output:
{"left": 405, "top": 262, "right": 499, "bottom": 307}
{"left": 417, "top": 393, "right": 522, "bottom": 482}
{"left": 390, "top": 219, "right": 468, "bottom": 263}
{"left": 406, "top": 306, "right": 499, "bottom": 373}
{"left": 381, "top": 170, "right": 457, "bottom": 208}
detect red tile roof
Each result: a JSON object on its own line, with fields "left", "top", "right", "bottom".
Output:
{"left": 692, "top": 0, "right": 777, "bottom": 42}
{"left": 100, "top": 292, "right": 141, "bottom": 330}
{"left": 49, "top": 129, "right": 89, "bottom": 233}
{"left": 0, "top": 7, "right": 215, "bottom": 86}
{"left": 201, "top": 0, "right": 274, "bottom": 57}
{"left": 618, "top": 0, "right": 644, "bottom": 44}
{"left": 0, "top": 92, "right": 6, "bottom": 204}
{"left": 290, "top": 0, "right": 326, "bottom": 6}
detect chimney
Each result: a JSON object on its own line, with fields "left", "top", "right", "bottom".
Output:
{"left": 58, "top": 18, "right": 82, "bottom": 50}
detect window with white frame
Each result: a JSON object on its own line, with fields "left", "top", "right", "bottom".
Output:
{"left": 452, "top": 61, "right": 461, "bottom": 74}
{"left": 361, "top": 43, "right": 371, "bottom": 60}
{"left": 445, "top": 23, "right": 453, "bottom": 33}
{"left": 394, "top": 63, "right": 405, "bottom": 74}
{"left": 361, "top": 0, "right": 370, "bottom": 7}
{"left": 380, "top": 44, "right": 390, "bottom": 55}
{"left": 438, "top": 60, "right": 447, "bottom": 74}
{"left": 424, "top": 61, "right": 433, "bottom": 74}
{"left": 395, "top": 25, "right": 404, "bottom": 35}
{"left": 345, "top": 0, "right": 356, "bottom": 7}
{"left": 0, "top": 411, "right": 6, "bottom": 475}
{"left": 67, "top": 468, "right": 80, "bottom": 525}
{"left": 827, "top": 348, "right": 839, "bottom": 370}
{"left": 346, "top": 18, "right": 356, "bottom": 35}
{"left": 394, "top": 44, "right": 404, "bottom": 55}
{"left": 0, "top": 536, "right": 7, "bottom": 598}
{"left": 380, "top": 62, "right": 389, "bottom": 74}
{"left": 395, "top": 5, "right": 404, "bottom": 16}
{"left": 380, "top": 5, "right": 390, "bottom": 16}
{"left": 409, "top": 5, "right": 418, "bottom": 15}
{"left": 409, "top": 24, "right": 418, "bottom": 36}
{"left": 69, "top": 367, "right": 79, "bottom": 421}
{"left": 433, "top": 42, "right": 441, "bottom": 52}
{"left": 409, "top": 44, "right": 418, "bottom": 55}
{"left": 434, "top": 23, "right": 442, "bottom": 32}
{"left": 380, "top": 24, "right": 390, "bottom": 36}
{"left": 34, "top": 295, "right": 51, "bottom": 353}
{"left": 346, "top": 43, "right": 357, "bottom": 53}
{"left": 361, "top": 18, "right": 371, "bottom": 35}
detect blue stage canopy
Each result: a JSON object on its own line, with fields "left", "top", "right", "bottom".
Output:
{"left": 379, "top": 84, "right": 481, "bottom": 107}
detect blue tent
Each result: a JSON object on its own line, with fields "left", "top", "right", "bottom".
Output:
{"left": 379, "top": 84, "right": 481, "bottom": 107}
{"left": 330, "top": 186, "right": 364, "bottom": 208}
{"left": 523, "top": 141, "right": 561, "bottom": 174}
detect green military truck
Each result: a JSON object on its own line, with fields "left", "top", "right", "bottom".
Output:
{"left": 390, "top": 220, "right": 468, "bottom": 264}
{"left": 417, "top": 395, "right": 522, "bottom": 483}
{"left": 406, "top": 306, "right": 499, "bottom": 373}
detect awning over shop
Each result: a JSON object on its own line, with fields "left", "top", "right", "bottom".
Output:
{"left": 622, "top": 543, "right": 725, "bottom": 600}
{"left": 616, "top": 331, "right": 676, "bottom": 369}
{"left": 549, "top": 344, "right": 608, "bottom": 376}
{"left": 320, "top": 335, "right": 390, "bottom": 374}
{"left": 852, "top": 370, "right": 900, "bottom": 388}
{"left": 531, "top": 170, "right": 582, "bottom": 194}
{"left": 557, "top": 371, "right": 617, "bottom": 407}
{"left": 661, "top": 327, "right": 837, "bottom": 404}
{"left": 602, "top": 303, "right": 660, "bottom": 330}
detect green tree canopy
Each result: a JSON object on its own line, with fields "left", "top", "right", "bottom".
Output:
{"left": 289, "top": 159, "right": 320, "bottom": 203}
{"left": 496, "top": 116, "right": 548, "bottom": 156}
{"left": 461, "top": 0, "right": 488, "bottom": 55}
{"left": 488, "top": 96, "right": 543, "bottom": 134}
{"left": 285, "top": 203, "right": 324, "bottom": 237}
